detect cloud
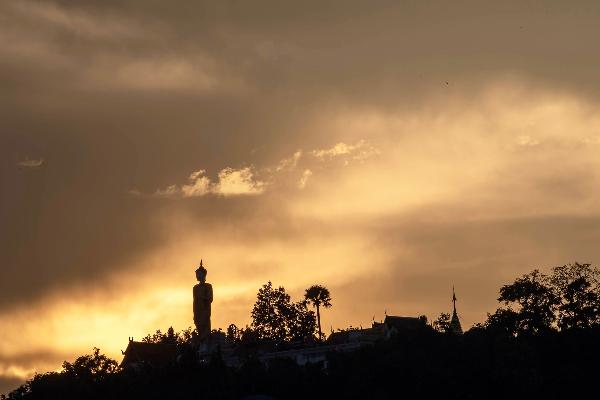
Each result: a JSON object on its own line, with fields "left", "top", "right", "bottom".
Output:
{"left": 154, "top": 184, "right": 181, "bottom": 197}
{"left": 298, "top": 169, "right": 312, "bottom": 189}
{"left": 312, "top": 141, "right": 361, "bottom": 158}
{"left": 181, "top": 170, "right": 212, "bottom": 197}
{"left": 0, "top": 375, "right": 23, "bottom": 397}
{"left": 275, "top": 151, "right": 302, "bottom": 172}
{"left": 6, "top": 0, "right": 600, "bottom": 388}
{"left": 216, "top": 167, "right": 265, "bottom": 195}
{"left": 312, "top": 140, "right": 380, "bottom": 163}
{"left": 153, "top": 167, "right": 265, "bottom": 198}
{"left": 148, "top": 142, "right": 378, "bottom": 198}
{"left": 83, "top": 56, "right": 227, "bottom": 92}
{"left": 516, "top": 135, "right": 540, "bottom": 147}
{"left": 581, "top": 136, "right": 600, "bottom": 145}
{"left": 127, "top": 188, "right": 142, "bottom": 196}
{"left": 17, "top": 158, "right": 44, "bottom": 168}
{"left": 11, "top": 1, "right": 145, "bottom": 40}
{"left": 0, "top": 347, "right": 75, "bottom": 395}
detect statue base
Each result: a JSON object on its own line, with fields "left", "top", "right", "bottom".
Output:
{"left": 193, "top": 330, "right": 227, "bottom": 358}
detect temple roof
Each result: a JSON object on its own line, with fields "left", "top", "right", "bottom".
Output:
{"left": 120, "top": 341, "right": 178, "bottom": 368}
{"left": 383, "top": 316, "right": 426, "bottom": 331}
{"left": 450, "top": 311, "right": 463, "bottom": 334}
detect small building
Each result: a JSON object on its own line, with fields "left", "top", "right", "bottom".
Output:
{"left": 326, "top": 315, "right": 427, "bottom": 346}
{"left": 382, "top": 316, "right": 427, "bottom": 337}
{"left": 327, "top": 324, "right": 386, "bottom": 345}
{"left": 120, "top": 339, "right": 178, "bottom": 370}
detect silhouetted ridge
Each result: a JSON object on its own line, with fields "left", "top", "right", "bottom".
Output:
{"left": 4, "top": 262, "right": 600, "bottom": 399}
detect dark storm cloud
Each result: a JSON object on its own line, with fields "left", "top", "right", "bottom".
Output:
{"left": 64, "top": 0, "right": 600, "bottom": 100}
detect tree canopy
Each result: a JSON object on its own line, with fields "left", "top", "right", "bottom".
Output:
{"left": 485, "top": 263, "right": 600, "bottom": 335}
{"left": 304, "top": 284, "right": 332, "bottom": 341}
{"left": 251, "top": 281, "right": 316, "bottom": 342}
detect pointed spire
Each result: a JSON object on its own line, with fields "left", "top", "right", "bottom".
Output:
{"left": 450, "top": 285, "right": 463, "bottom": 335}
{"left": 200, "top": 259, "right": 203, "bottom": 268}
{"left": 452, "top": 285, "right": 457, "bottom": 314}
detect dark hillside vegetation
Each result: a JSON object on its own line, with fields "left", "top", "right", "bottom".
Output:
{"left": 4, "top": 263, "right": 600, "bottom": 400}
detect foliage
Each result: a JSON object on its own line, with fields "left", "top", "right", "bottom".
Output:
{"left": 6, "top": 263, "right": 600, "bottom": 399}
{"left": 304, "top": 285, "right": 332, "bottom": 341}
{"left": 61, "top": 348, "right": 119, "bottom": 381}
{"left": 5, "top": 329, "right": 600, "bottom": 399}
{"left": 432, "top": 312, "right": 451, "bottom": 333}
{"left": 251, "top": 282, "right": 316, "bottom": 342}
{"left": 549, "top": 262, "right": 600, "bottom": 329}
{"left": 483, "top": 308, "right": 520, "bottom": 336}
{"left": 2, "top": 348, "right": 119, "bottom": 400}
{"left": 287, "top": 300, "right": 318, "bottom": 340}
{"left": 226, "top": 324, "right": 241, "bottom": 343}
{"left": 304, "top": 285, "right": 332, "bottom": 309}
{"left": 491, "top": 269, "right": 559, "bottom": 334}
{"left": 485, "top": 263, "right": 600, "bottom": 335}
{"left": 141, "top": 326, "right": 194, "bottom": 345}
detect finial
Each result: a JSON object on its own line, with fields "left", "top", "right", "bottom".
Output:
{"left": 452, "top": 286, "right": 457, "bottom": 314}
{"left": 200, "top": 259, "right": 203, "bottom": 268}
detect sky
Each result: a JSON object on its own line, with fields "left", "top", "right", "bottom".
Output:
{"left": 3, "top": 0, "right": 600, "bottom": 393}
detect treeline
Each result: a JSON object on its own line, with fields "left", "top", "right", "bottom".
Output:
{"left": 226, "top": 282, "right": 331, "bottom": 347}
{"left": 475, "top": 262, "right": 599, "bottom": 334}
{"left": 3, "top": 263, "right": 600, "bottom": 399}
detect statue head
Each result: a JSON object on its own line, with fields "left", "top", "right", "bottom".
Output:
{"left": 195, "top": 259, "right": 207, "bottom": 283}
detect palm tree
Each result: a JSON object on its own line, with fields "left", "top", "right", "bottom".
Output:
{"left": 304, "top": 285, "right": 332, "bottom": 341}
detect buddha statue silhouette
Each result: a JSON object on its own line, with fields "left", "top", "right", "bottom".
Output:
{"left": 193, "top": 260, "right": 213, "bottom": 342}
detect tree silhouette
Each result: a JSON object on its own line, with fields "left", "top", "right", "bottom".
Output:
{"left": 251, "top": 281, "right": 316, "bottom": 342}
{"left": 142, "top": 329, "right": 167, "bottom": 343}
{"left": 549, "top": 262, "right": 600, "bottom": 329}
{"left": 432, "top": 312, "right": 451, "bottom": 333}
{"left": 483, "top": 307, "right": 521, "bottom": 336}
{"left": 287, "top": 300, "right": 317, "bottom": 341}
{"left": 63, "top": 347, "right": 119, "bottom": 381}
{"left": 497, "top": 269, "right": 559, "bottom": 334}
{"left": 252, "top": 282, "right": 291, "bottom": 342}
{"left": 61, "top": 348, "right": 119, "bottom": 381}
{"left": 141, "top": 326, "right": 193, "bottom": 345}
{"left": 483, "top": 263, "right": 600, "bottom": 335}
{"left": 304, "top": 285, "right": 332, "bottom": 341}
{"left": 6, "top": 267, "right": 600, "bottom": 400}
{"left": 226, "top": 323, "right": 241, "bottom": 343}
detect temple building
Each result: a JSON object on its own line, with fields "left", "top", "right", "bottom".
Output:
{"left": 120, "top": 338, "right": 178, "bottom": 370}
{"left": 449, "top": 286, "right": 463, "bottom": 335}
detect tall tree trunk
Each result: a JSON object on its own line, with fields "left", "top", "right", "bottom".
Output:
{"left": 316, "top": 304, "right": 322, "bottom": 341}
